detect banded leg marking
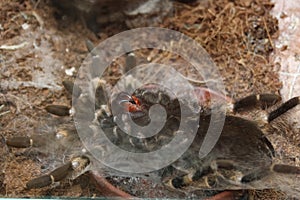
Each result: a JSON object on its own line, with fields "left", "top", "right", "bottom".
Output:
{"left": 26, "top": 156, "right": 90, "bottom": 189}
{"left": 6, "top": 135, "right": 47, "bottom": 148}
{"left": 167, "top": 160, "right": 240, "bottom": 189}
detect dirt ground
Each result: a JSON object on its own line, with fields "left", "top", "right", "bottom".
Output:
{"left": 0, "top": 0, "right": 299, "bottom": 199}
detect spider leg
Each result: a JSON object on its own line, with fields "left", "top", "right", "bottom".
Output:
{"left": 124, "top": 52, "right": 136, "bottom": 73}
{"left": 26, "top": 161, "right": 72, "bottom": 189}
{"left": 95, "top": 79, "right": 109, "bottom": 108}
{"left": 271, "top": 164, "right": 300, "bottom": 174}
{"left": 26, "top": 156, "right": 90, "bottom": 189}
{"left": 6, "top": 128, "right": 78, "bottom": 151}
{"left": 61, "top": 78, "right": 110, "bottom": 121}
{"left": 85, "top": 39, "right": 102, "bottom": 78}
{"left": 240, "top": 167, "right": 269, "bottom": 183}
{"left": 44, "top": 81, "right": 86, "bottom": 117}
{"left": 241, "top": 163, "right": 300, "bottom": 183}
{"left": 166, "top": 165, "right": 213, "bottom": 189}
{"left": 166, "top": 160, "right": 239, "bottom": 189}
{"left": 232, "top": 94, "right": 282, "bottom": 112}
{"left": 45, "top": 104, "right": 71, "bottom": 116}
{"left": 122, "top": 41, "right": 136, "bottom": 74}
{"left": 85, "top": 39, "right": 137, "bottom": 78}
{"left": 267, "top": 96, "right": 300, "bottom": 122}
{"left": 85, "top": 39, "right": 95, "bottom": 55}
{"left": 206, "top": 160, "right": 242, "bottom": 188}
{"left": 6, "top": 130, "right": 90, "bottom": 190}
{"left": 90, "top": 55, "right": 102, "bottom": 78}
{"left": 62, "top": 80, "right": 82, "bottom": 98}
{"left": 211, "top": 159, "right": 238, "bottom": 171}
{"left": 6, "top": 135, "right": 47, "bottom": 148}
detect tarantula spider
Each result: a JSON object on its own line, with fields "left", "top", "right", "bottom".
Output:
{"left": 108, "top": 85, "right": 300, "bottom": 192}
{"left": 5, "top": 49, "right": 300, "bottom": 197}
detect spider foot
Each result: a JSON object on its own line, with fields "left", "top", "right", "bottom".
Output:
{"left": 26, "top": 156, "right": 90, "bottom": 189}
{"left": 241, "top": 163, "right": 300, "bottom": 183}
{"left": 165, "top": 160, "right": 240, "bottom": 189}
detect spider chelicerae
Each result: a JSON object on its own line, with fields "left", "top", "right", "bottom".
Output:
{"left": 5, "top": 44, "right": 300, "bottom": 198}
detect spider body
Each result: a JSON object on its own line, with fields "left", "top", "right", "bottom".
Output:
{"left": 115, "top": 85, "right": 300, "bottom": 192}
{"left": 5, "top": 76, "right": 300, "bottom": 196}
{"left": 4, "top": 48, "right": 300, "bottom": 197}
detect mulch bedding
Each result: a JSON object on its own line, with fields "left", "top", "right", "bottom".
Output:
{"left": 0, "top": 0, "right": 297, "bottom": 199}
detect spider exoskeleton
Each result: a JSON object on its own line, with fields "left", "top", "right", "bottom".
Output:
{"left": 5, "top": 43, "right": 300, "bottom": 198}
{"left": 110, "top": 84, "right": 300, "bottom": 193}
{"left": 161, "top": 94, "right": 300, "bottom": 190}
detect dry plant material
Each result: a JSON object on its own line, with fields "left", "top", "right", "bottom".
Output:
{"left": 164, "top": 0, "right": 280, "bottom": 98}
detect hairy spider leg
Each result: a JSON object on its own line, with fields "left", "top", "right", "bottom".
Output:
{"left": 62, "top": 80, "right": 82, "bottom": 98}
{"left": 45, "top": 105, "right": 71, "bottom": 116}
{"left": 268, "top": 96, "right": 300, "bottom": 122}
{"left": 232, "top": 94, "right": 282, "bottom": 112}
{"left": 166, "top": 160, "right": 239, "bottom": 189}
{"left": 241, "top": 163, "right": 300, "bottom": 183}
{"left": 26, "top": 156, "right": 90, "bottom": 189}
{"left": 6, "top": 135, "right": 47, "bottom": 148}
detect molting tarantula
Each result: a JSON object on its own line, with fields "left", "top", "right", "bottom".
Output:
{"left": 5, "top": 48, "right": 300, "bottom": 198}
